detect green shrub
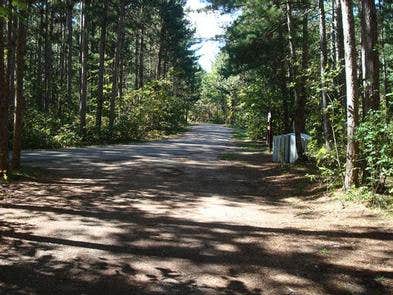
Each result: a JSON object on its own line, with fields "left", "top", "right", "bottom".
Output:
{"left": 340, "top": 187, "right": 393, "bottom": 214}
{"left": 20, "top": 76, "right": 188, "bottom": 150}
{"left": 306, "top": 138, "right": 344, "bottom": 188}
{"left": 356, "top": 110, "right": 393, "bottom": 192}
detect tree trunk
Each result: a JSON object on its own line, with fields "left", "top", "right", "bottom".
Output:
{"left": 381, "top": 24, "right": 390, "bottom": 116}
{"left": 0, "top": 0, "right": 9, "bottom": 173}
{"left": 334, "top": 0, "right": 346, "bottom": 106}
{"left": 109, "top": 0, "right": 125, "bottom": 136}
{"left": 156, "top": 23, "right": 165, "bottom": 79}
{"left": 286, "top": 1, "right": 304, "bottom": 159}
{"left": 79, "top": 0, "right": 89, "bottom": 136}
{"left": 298, "top": 4, "right": 309, "bottom": 134}
{"left": 134, "top": 29, "right": 139, "bottom": 89}
{"left": 7, "top": 1, "right": 16, "bottom": 121}
{"left": 341, "top": 0, "right": 359, "bottom": 189}
{"left": 138, "top": 26, "right": 145, "bottom": 89}
{"left": 277, "top": 23, "right": 290, "bottom": 133}
{"left": 96, "top": 2, "right": 107, "bottom": 133}
{"left": 66, "top": 0, "right": 73, "bottom": 110}
{"left": 331, "top": 0, "right": 336, "bottom": 65}
{"left": 319, "top": 0, "right": 332, "bottom": 149}
{"left": 11, "top": 6, "right": 28, "bottom": 171}
{"left": 58, "top": 16, "right": 67, "bottom": 115}
{"left": 42, "top": 0, "right": 50, "bottom": 112}
{"left": 36, "top": 3, "right": 45, "bottom": 110}
{"left": 361, "top": 0, "right": 380, "bottom": 114}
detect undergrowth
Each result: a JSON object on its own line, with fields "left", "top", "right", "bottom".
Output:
{"left": 336, "top": 187, "right": 393, "bottom": 216}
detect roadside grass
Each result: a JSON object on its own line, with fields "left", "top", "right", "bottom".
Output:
{"left": 145, "top": 125, "right": 191, "bottom": 142}
{"left": 334, "top": 187, "right": 393, "bottom": 217}
{"left": 1, "top": 166, "right": 45, "bottom": 186}
{"left": 220, "top": 128, "right": 269, "bottom": 162}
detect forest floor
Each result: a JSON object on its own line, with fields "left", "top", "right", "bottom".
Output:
{"left": 0, "top": 124, "right": 392, "bottom": 294}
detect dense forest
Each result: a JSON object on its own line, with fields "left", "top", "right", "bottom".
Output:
{"left": 196, "top": 0, "right": 393, "bottom": 194}
{"left": 0, "top": 0, "right": 199, "bottom": 172}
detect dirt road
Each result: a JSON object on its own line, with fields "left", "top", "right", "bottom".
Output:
{"left": 0, "top": 124, "right": 392, "bottom": 294}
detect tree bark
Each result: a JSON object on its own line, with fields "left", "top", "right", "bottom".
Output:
{"left": 42, "top": 0, "right": 50, "bottom": 112}
{"left": 138, "top": 26, "right": 145, "bottom": 88}
{"left": 319, "top": 0, "right": 332, "bottom": 149}
{"left": 157, "top": 22, "right": 165, "bottom": 79}
{"left": 7, "top": 0, "right": 16, "bottom": 119}
{"left": 66, "top": 0, "right": 73, "bottom": 110}
{"left": 12, "top": 5, "right": 28, "bottom": 170}
{"left": 96, "top": 1, "right": 107, "bottom": 133}
{"left": 36, "top": 3, "right": 45, "bottom": 110}
{"left": 361, "top": 0, "right": 380, "bottom": 114}
{"left": 331, "top": 0, "right": 336, "bottom": 65}
{"left": 334, "top": 0, "right": 346, "bottom": 106}
{"left": 79, "top": 0, "right": 89, "bottom": 136}
{"left": 134, "top": 29, "right": 139, "bottom": 89}
{"left": 0, "top": 0, "right": 9, "bottom": 173}
{"left": 109, "top": 0, "right": 125, "bottom": 136}
{"left": 341, "top": 0, "right": 359, "bottom": 189}
{"left": 286, "top": 1, "right": 304, "bottom": 159}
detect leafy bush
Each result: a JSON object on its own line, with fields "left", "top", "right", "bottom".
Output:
{"left": 117, "top": 78, "right": 187, "bottom": 138}
{"left": 339, "top": 187, "right": 393, "bottom": 214}
{"left": 356, "top": 111, "right": 393, "bottom": 192}
{"left": 190, "top": 98, "right": 226, "bottom": 124}
{"left": 21, "top": 77, "right": 188, "bottom": 150}
{"left": 306, "top": 99, "right": 347, "bottom": 188}
{"left": 306, "top": 138, "right": 344, "bottom": 188}
{"left": 22, "top": 110, "right": 65, "bottom": 149}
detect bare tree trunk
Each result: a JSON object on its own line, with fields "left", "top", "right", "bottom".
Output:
{"left": 277, "top": 23, "right": 290, "bottom": 133}
{"left": 341, "top": 0, "right": 359, "bottom": 189}
{"left": 156, "top": 23, "right": 165, "bottom": 79}
{"left": 138, "top": 26, "right": 145, "bottom": 88}
{"left": 334, "top": 0, "right": 346, "bottom": 106}
{"left": 286, "top": 1, "right": 304, "bottom": 159}
{"left": 118, "top": 54, "right": 124, "bottom": 99}
{"left": 47, "top": 9, "right": 54, "bottom": 109}
{"left": 42, "top": 0, "right": 50, "bottom": 112}
{"left": 36, "top": 3, "right": 45, "bottom": 110}
{"left": 361, "top": 0, "right": 380, "bottom": 114}
{"left": 0, "top": 0, "right": 9, "bottom": 173}
{"left": 66, "top": 0, "right": 73, "bottom": 110}
{"left": 381, "top": 24, "right": 390, "bottom": 116}
{"left": 58, "top": 16, "right": 67, "bottom": 115}
{"left": 109, "top": 0, "right": 125, "bottom": 136}
{"left": 299, "top": 4, "right": 309, "bottom": 134}
{"left": 7, "top": 0, "right": 16, "bottom": 122}
{"left": 331, "top": 0, "right": 336, "bottom": 65}
{"left": 134, "top": 29, "right": 139, "bottom": 89}
{"left": 319, "top": 0, "right": 332, "bottom": 149}
{"left": 79, "top": 0, "right": 89, "bottom": 136}
{"left": 12, "top": 6, "right": 28, "bottom": 171}
{"left": 96, "top": 2, "right": 107, "bottom": 133}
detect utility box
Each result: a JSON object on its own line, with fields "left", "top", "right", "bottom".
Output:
{"left": 272, "top": 133, "right": 311, "bottom": 163}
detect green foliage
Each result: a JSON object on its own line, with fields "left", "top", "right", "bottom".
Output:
{"left": 356, "top": 111, "right": 393, "bottom": 192}
{"left": 12, "top": 0, "right": 200, "bottom": 153}
{"left": 21, "top": 77, "right": 189, "bottom": 149}
{"left": 340, "top": 187, "right": 393, "bottom": 214}
{"left": 22, "top": 111, "right": 82, "bottom": 149}
{"left": 109, "top": 76, "right": 189, "bottom": 142}
{"left": 306, "top": 97, "right": 347, "bottom": 189}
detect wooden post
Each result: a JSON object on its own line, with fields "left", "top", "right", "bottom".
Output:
{"left": 267, "top": 111, "right": 273, "bottom": 152}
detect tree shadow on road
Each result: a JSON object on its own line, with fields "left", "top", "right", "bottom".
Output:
{"left": 1, "top": 125, "right": 392, "bottom": 294}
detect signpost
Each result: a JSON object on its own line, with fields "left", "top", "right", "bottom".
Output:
{"left": 267, "top": 111, "right": 273, "bottom": 152}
